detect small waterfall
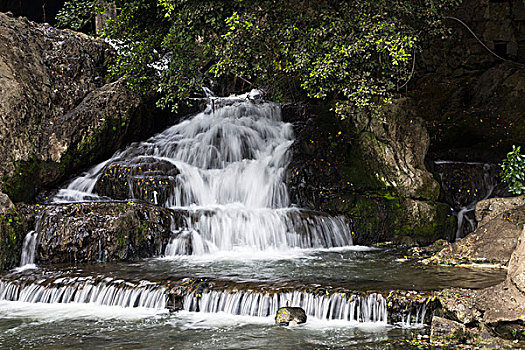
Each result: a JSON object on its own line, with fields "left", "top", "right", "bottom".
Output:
{"left": 433, "top": 161, "right": 507, "bottom": 240}
{"left": 183, "top": 290, "right": 387, "bottom": 323}
{"left": 0, "top": 277, "right": 166, "bottom": 309}
{"left": 165, "top": 208, "right": 352, "bottom": 255}
{"left": 20, "top": 230, "right": 38, "bottom": 266}
{"left": 52, "top": 91, "right": 354, "bottom": 255}
{"left": 398, "top": 303, "right": 427, "bottom": 328}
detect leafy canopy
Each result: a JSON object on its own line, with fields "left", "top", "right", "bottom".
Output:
{"left": 57, "top": 0, "right": 461, "bottom": 117}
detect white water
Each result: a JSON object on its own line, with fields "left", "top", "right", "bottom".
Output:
{"left": 52, "top": 92, "right": 353, "bottom": 255}
{"left": 183, "top": 290, "right": 388, "bottom": 323}
{"left": 0, "top": 277, "right": 166, "bottom": 309}
{"left": 19, "top": 230, "right": 38, "bottom": 267}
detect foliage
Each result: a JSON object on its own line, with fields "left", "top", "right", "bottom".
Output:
{"left": 57, "top": 0, "right": 461, "bottom": 117}
{"left": 56, "top": 0, "right": 106, "bottom": 30}
{"left": 501, "top": 145, "right": 525, "bottom": 198}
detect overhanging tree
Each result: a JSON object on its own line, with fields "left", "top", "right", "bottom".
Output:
{"left": 57, "top": 0, "right": 461, "bottom": 117}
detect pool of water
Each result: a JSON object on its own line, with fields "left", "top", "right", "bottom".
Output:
{"left": 61, "top": 246, "right": 505, "bottom": 291}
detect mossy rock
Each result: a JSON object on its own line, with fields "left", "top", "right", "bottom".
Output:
{"left": 275, "top": 306, "right": 307, "bottom": 326}
{"left": 326, "top": 192, "right": 455, "bottom": 245}
{"left": 0, "top": 208, "right": 28, "bottom": 270}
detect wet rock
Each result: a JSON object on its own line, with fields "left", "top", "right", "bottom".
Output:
{"left": 275, "top": 306, "right": 307, "bottom": 326}
{"left": 476, "top": 196, "right": 524, "bottom": 227}
{"left": 94, "top": 158, "right": 180, "bottom": 204}
{"left": 430, "top": 316, "right": 466, "bottom": 344}
{"left": 32, "top": 202, "right": 181, "bottom": 264}
{"left": 0, "top": 192, "right": 14, "bottom": 214}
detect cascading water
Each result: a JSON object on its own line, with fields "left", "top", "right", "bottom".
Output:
{"left": 52, "top": 91, "right": 353, "bottom": 255}
{"left": 0, "top": 276, "right": 166, "bottom": 309}
{"left": 19, "top": 230, "right": 38, "bottom": 267}
{"left": 183, "top": 290, "right": 388, "bottom": 323}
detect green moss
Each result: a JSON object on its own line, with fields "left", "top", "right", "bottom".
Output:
{"left": 326, "top": 192, "right": 455, "bottom": 245}
{"left": 0, "top": 208, "right": 27, "bottom": 270}
{"left": 2, "top": 158, "right": 41, "bottom": 203}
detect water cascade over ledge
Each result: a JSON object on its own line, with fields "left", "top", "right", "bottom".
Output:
{"left": 49, "top": 91, "right": 353, "bottom": 255}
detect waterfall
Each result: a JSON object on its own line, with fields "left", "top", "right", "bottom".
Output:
{"left": 20, "top": 230, "right": 38, "bottom": 267}
{"left": 183, "top": 290, "right": 388, "bottom": 323}
{"left": 398, "top": 303, "right": 427, "bottom": 328}
{"left": 0, "top": 277, "right": 166, "bottom": 309}
{"left": 52, "top": 91, "right": 353, "bottom": 255}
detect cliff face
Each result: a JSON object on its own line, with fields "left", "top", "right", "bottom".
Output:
{"left": 284, "top": 100, "right": 455, "bottom": 246}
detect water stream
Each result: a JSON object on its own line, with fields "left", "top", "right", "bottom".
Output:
{"left": 3, "top": 92, "right": 507, "bottom": 348}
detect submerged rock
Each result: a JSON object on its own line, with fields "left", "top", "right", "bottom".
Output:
{"left": 275, "top": 306, "right": 307, "bottom": 326}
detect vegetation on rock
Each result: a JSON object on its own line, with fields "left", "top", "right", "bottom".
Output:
{"left": 501, "top": 145, "right": 525, "bottom": 201}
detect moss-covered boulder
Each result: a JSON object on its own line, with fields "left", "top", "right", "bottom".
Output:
{"left": 275, "top": 306, "right": 307, "bottom": 326}
{"left": 284, "top": 100, "right": 455, "bottom": 245}
{"left": 31, "top": 202, "right": 182, "bottom": 264}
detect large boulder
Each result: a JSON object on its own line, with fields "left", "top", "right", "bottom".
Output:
{"left": 476, "top": 196, "right": 524, "bottom": 227}
{"left": 0, "top": 12, "right": 190, "bottom": 203}
{"left": 284, "top": 101, "right": 455, "bottom": 245}
{"left": 430, "top": 203, "right": 524, "bottom": 265}
{"left": 31, "top": 202, "right": 180, "bottom": 264}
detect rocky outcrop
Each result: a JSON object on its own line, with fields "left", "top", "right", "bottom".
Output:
{"left": 0, "top": 12, "right": 190, "bottom": 203}
{"left": 31, "top": 202, "right": 178, "bottom": 264}
{"left": 429, "top": 201, "right": 524, "bottom": 265}
{"left": 285, "top": 101, "right": 455, "bottom": 245}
